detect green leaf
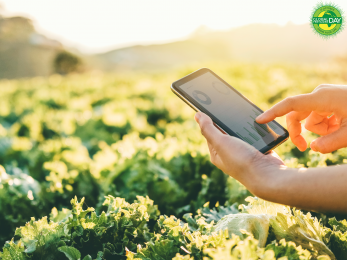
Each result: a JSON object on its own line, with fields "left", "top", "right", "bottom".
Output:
{"left": 213, "top": 213, "right": 271, "bottom": 247}
{"left": 326, "top": 228, "right": 347, "bottom": 259}
{"left": 200, "top": 204, "right": 239, "bottom": 223}
{"left": 95, "top": 251, "right": 103, "bottom": 260}
{"left": 265, "top": 239, "right": 312, "bottom": 260}
{"left": 329, "top": 217, "right": 347, "bottom": 233}
{"left": 58, "top": 246, "right": 81, "bottom": 260}
{"left": 240, "top": 197, "right": 335, "bottom": 259}
{"left": 1, "top": 240, "right": 26, "bottom": 260}
{"left": 23, "top": 239, "right": 37, "bottom": 253}
{"left": 171, "top": 253, "right": 194, "bottom": 260}
{"left": 50, "top": 207, "right": 72, "bottom": 223}
{"left": 204, "top": 234, "right": 274, "bottom": 260}
{"left": 82, "top": 255, "right": 92, "bottom": 260}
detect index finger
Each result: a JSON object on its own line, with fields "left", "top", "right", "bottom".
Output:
{"left": 256, "top": 93, "right": 319, "bottom": 124}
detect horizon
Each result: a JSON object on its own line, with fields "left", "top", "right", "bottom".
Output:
{"left": 2, "top": 0, "right": 347, "bottom": 54}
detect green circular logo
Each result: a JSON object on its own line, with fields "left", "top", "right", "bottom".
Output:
{"left": 311, "top": 3, "right": 345, "bottom": 38}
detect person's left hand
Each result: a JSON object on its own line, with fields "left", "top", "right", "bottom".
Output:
{"left": 194, "top": 112, "right": 285, "bottom": 193}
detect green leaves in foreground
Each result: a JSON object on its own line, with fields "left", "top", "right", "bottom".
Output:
{"left": 239, "top": 197, "right": 335, "bottom": 259}
{"left": 0, "top": 195, "right": 160, "bottom": 259}
{"left": 204, "top": 235, "right": 276, "bottom": 260}
{"left": 2, "top": 195, "right": 347, "bottom": 260}
{"left": 325, "top": 218, "right": 347, "bottom": 259}
{"left": 58, "top": 246, "right": 81, "bottom": 260}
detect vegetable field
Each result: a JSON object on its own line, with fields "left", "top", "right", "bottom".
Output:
{"left": 1, "top": 63, "right": 347, "bottom": 259}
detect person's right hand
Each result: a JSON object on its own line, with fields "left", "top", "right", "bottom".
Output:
{"left": 256, "top": 84, "right": 347, "bottom": 154}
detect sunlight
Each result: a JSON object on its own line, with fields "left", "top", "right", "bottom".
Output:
{"left": 2, "top": 0, "right": 344, "bottom": 53}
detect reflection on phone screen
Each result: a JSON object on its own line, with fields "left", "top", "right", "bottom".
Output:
{"left": 179, "top": 72, "right": 285, "bottom": 149}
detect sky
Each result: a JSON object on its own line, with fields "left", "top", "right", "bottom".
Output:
{"left": 1, "top": 0, "right": 347, "bottom": 54}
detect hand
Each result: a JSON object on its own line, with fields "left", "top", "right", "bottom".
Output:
{"left": 196, "top": 111, "right": 347, "bottom": 213}
{"left": 256, "top": 84, "right": 347, "bottom": 154}
{"left": 194, "top": 112, "right": 285, "bottom": 193}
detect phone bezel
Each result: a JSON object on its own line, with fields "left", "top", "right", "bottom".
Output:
{"left": 171, "top": 68, "right": 289, "bottom": 154}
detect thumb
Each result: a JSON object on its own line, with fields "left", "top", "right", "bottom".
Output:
{"left": 311, "top": 125, "right": 347, "bottom": 154}
{"left": 195, "top": 112, "right": 224, "bottom": 147}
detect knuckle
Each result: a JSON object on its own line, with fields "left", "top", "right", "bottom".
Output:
{"left": 314, "top": 84, "right": 328, "bottom": 91}
{"left": 312, "top": 86, "right": 336, "bottom": 107}
{"left": 286, "top": 111, "right": 296, "bottom": 120}
{"left": 313, "top": 85, "right": 332, "bottom": 95}
{"left": 286, "top": 117, "right": 293, "bottom": 127}
{"left": 284, "top": 96, "right": 295, "bottom": 106}
{"left": 304, "top": 120, "right": 312, "bottom": 131}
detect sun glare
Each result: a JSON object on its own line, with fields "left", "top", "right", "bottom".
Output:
{"left": 1, "top": 0, "right": 347, "bottom": 53}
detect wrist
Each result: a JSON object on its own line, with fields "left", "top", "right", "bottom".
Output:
{"left": 244, "top": 159, "right": 285, "bottom": 199}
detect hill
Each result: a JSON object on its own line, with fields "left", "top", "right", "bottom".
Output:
{"left": 94, "top": 23, "right": 347, "bottom": 71}
{"left": 0, "top": 15, "right": 62, "bottom": 79}
{"left": 1, "top": 21, "right": 347, "bottom": 78}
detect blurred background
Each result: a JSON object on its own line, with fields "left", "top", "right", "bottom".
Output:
{"left": 1, "top": 0, "right": 347, "bottom": 250}
{"left": 0, "top": 0, "right": 347, "bottom": 78}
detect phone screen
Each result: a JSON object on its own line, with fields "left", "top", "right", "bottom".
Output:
{"left": 177, "top": 71, "right": 287, "bottom": 150}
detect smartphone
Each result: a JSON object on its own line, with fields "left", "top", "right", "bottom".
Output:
{"left": 171, "top": 68, "right": 289, "bottom": 154}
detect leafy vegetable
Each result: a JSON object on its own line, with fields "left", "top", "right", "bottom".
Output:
{"left": 265, "top": 239, "right": 313, "bottom": 260}
{"left": 1, "top": 64, "right": 347, "bottom": 259}
{"left": 58, "top": 246, "right": 82, "bottom": 260}
{"left": 213, "top": 213, "right": 271, "bottom": 247}
{"left": 240, "top": 197, "right": 335, "bottom": 259}
{"left": 0, "top": 195, "right": 339, "bottom": 260}
{"left": 324, "top": 218, "right": 347, "bottom": 259}
{"left": 203, "top": 234, "right": 277, "bottom": 260}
